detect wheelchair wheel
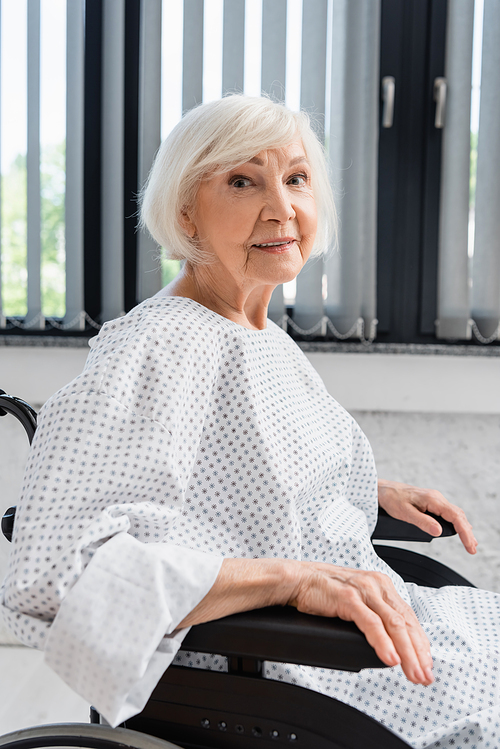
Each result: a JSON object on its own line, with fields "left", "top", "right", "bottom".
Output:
{"left": 0, "top": 724, "right": 182, "bottom": 749}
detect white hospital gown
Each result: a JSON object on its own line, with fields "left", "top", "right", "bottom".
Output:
{"left": 2, "top": 296, "right": 500, "bottom": 747}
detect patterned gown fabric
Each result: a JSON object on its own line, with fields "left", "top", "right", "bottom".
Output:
{"left": 2, "top": 296, "right": 500, "bottom": 746}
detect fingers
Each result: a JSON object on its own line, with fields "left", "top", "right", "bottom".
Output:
{"left": 307, "top": 568, "right": 434, "bottom": 686}
{"left": 371, "top": 599, "right": 433, "bottom": 685}
{"left": 337, "top": 595, "right": 433, "bottom": 685}
{"left": 378, "top": 479, "right": 478, "bottom": 555}
{"left": 402, "top": 504, "right": 443, "bottom": 537}
{"left": 444, "top": 510, "right": 477, "bottom": 554}
{"left": 337, "top": 596, "right": 401, "bottom": 668}
{"left": 459, "top": 528, "right": 478, "bottom": 555}
{"left": 352, "top": 577, "right": 433, "bottom": 685}
{"left": 425, "top": 491, "right": 478, "bottom": 554}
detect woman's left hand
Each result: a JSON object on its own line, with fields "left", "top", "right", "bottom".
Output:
{"left": 377, "top": 479, "right": 478, "bottom": 554}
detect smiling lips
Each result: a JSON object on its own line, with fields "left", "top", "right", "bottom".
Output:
{"left": 252, "top": 237, "right": 298, "bottom": 253}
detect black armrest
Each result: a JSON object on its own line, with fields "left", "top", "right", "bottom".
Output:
{"left": 182, "top": 605, "right": 385, "bottom": 672}
{"left": 372, "top": 507, "right": 457, "bottom": 542}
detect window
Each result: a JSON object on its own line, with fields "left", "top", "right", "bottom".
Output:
{"left": 1, "top": 0, "right": 498, "bottom": 345}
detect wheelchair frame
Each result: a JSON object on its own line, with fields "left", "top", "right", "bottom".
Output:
{"left": 0, "top": 391, "right": 474, "bottom": 749}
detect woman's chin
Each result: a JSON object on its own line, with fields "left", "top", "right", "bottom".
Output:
{"left": 251, "top": 251, "right": 309, "bottom": 286}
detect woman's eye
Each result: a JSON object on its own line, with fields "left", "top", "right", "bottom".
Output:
{"left": 230, "top": 176, "right": 252, "bottom": 188}
{"left": 288, "top": 174, "right": 307, "bottom": 186}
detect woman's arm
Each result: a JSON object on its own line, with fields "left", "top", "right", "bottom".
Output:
{"left": 377, "top": 478, "right": 478, "bottom": 554}
{"left": 178, "top": 556, "right": 434, "bottom": 688}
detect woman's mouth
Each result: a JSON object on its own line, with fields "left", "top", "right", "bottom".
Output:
{"left": 252, "top": 238, "right": 297, "bottom": 253}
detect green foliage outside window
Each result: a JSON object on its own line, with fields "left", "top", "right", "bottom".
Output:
{"left": 161, "top": 257, "right": 181, "bottom": 287}
{"left": 1, "top": 142, "right": 66, "bottom": 318}
{"left": 40, "top": 142, "right": 66, "bottom": 317}
{"left": 1, "top": 153, "right": 28, "bottom": 316}
{"left": 1, "top": 143, "right": 181, "bottom": 323}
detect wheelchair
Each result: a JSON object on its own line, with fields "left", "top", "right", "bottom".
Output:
{"left": 0, "top": 390, "right": 474, "bottom": 749}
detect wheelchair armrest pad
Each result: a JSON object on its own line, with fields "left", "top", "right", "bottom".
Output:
{"left": 181, "top": 605, "right": 385, "bottom": 672}
{"left": 372, "top": 508, "right": 457, "bottom": 542}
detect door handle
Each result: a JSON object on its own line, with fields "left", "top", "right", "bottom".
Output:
{"left": 381, "top": 76, "right": 395, "bottom": 128}
{"left": 433, "top": 77, "right": 447, "bottom": 128}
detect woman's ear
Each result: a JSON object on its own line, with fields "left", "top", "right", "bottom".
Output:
{"left": 179, "top": 209, "right": 197, "bottom": 239}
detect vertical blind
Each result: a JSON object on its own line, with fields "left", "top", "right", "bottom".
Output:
{"left": 0, "top": 0, "right": 499, "bottom": 343}
{"left": 180, "top": 0, "right": 380, "bottom": 342}
{"left": 289, "top": 0, "right": 380, "bottom": 342}
{"left": 0, "top": 0, "right": 87, "bottom": 331}
{"left": 0, "top": 0, "right": 380, "bottom": 340}
{"left": 100, "top": 0, "right": 125, "bottom": 323}
{"left": 64, "top": 0, "right": 85, "bottom": 330}
{"left": 437, "top": 0, "right": 500, "bottom": 342}
{"left": 323, "top": 0, "right": 379, "bottom": 341}
{"left": 470, "top": 0, "right": 500, "bottom": 341}
{"left": 287, "top": 0, "right": 329, "bottom": 335}
{"left": 137, "top": 0, "right": 162, "bottom": 304}
{"left": 26, "top": 0, "right": 43, "bottom": 330}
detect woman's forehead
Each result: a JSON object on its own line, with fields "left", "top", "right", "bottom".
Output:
{"left": 200, "top": 140, "right": 309, "bottom": 183}
{"left": 234, "top": 140, "right": 309, "bottom": 169}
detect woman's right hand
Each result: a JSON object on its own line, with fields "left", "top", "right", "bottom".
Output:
{"left": 178, "top": 557, "right": 433, "bottom": 687}
{"left": 288, "top": 562, "right": 434, "bottom": 686}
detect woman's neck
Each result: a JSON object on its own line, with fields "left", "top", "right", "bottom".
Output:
{"left": 158, "top": 263, "right": 275, "bottom": 331}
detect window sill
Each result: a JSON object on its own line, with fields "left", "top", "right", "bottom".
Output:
{"left": 2, "top": 335, "right": 500, "bottom": 356}
{"left": 298, "top": 342, "right": 500, "bottom": 357}
{"left": 0, "top": 335, "right": 93, "bottom": 348}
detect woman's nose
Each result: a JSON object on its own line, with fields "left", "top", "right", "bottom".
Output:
{"left": 260, "top": 186, "right": 296, "bottom": 223}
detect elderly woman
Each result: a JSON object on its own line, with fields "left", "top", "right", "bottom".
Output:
{"left": 2, "top": 95, "right": 498, "bottom": 748}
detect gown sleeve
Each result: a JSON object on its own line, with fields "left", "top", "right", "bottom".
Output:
{"left": 0, "top": 311, "right": 224, "bottom": 726}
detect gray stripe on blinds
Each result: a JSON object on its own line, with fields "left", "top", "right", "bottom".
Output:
{"left": 300, "top": 0, "right": 327, "bottom": 133}
{"left": 26, "top": 0, "right": 43, "bottom": 329}
{"left": 137, "top": 0, "right": 162, "bottom": 303}
{"left": 471, "top": 0, "right": 500, "bottom": 340}
{"left": 101, "top": 0, "right": 125, "bottom": 323}
{"left": 293, "top": 0, "right": 328, "bottom": 331}
{"left": 64, "top": 0, "right": 85, "bottom": 330}
{"left": 183, "top": 0, "right": 204, "bottom": 113}
{"left": 324, "top": 0, "right": 379, "bottom": 338}
{"left": 222, "top": 0, "right": 245, "bottom": 94}
{"left": 261, "top": 0, "right": 287, "bottom": 101}
{"left": 436, "top": 0, "right": 474, "bottom": 340}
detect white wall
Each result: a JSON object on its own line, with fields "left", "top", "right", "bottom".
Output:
{"left": 2, "top": 346, "right": 500, "bottom": 413}
{"left": 0, "top": 347, "right": 89, "bottom": 407}
{"left": 308, "top": 352, "right": 500, "bottom": 414}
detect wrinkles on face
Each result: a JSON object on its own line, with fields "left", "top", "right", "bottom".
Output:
{"left": 186, "top": 140, "right": 317, "bottom": 290}
{"left": 169, "top": 139, "right": 317, "bottom": 329}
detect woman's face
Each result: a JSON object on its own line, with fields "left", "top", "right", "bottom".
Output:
{"left": 183, "top": 138, "right": 318, "bottom": 291}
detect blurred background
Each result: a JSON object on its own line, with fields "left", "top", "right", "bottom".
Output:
{"left": 1, "top": 0, "right": 499, "bottom": 734}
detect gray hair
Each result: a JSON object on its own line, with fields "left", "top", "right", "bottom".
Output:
{"left": 139, "top": 95, "right": 336, "bottom": 263}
